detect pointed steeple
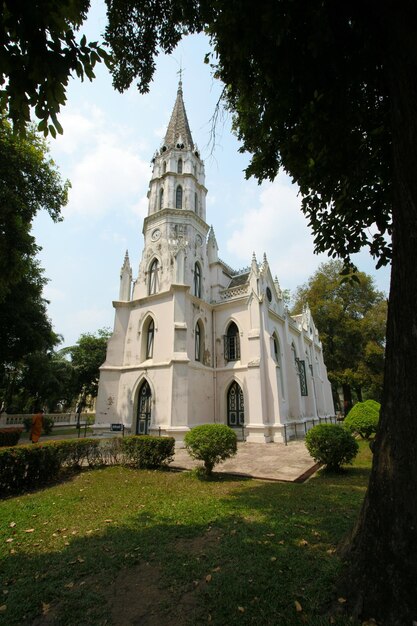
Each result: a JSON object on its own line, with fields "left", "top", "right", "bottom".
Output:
{"left": 119, "top": 250, "right": 132, "bottom": 301}
{"left": 163, "top": 80, "right": 194, "bottom": 149}
{"left": 207, "top": 226, "right": 219, "bottom": 264}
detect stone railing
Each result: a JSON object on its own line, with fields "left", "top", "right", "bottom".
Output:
{"left": 0, "top": 413, "right": 93, "bottom": 427}
{"left": 220, "top": 284, "right": 250, "bottom": 300}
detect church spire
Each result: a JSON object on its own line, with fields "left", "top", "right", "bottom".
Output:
{"left": 163, "top": 80, "right": 194, "bottom": 149}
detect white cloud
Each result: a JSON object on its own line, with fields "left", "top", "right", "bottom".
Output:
{"left": 226, "top": 173, "right": 328, "bottom": 290}
{"left": 48, "top": 103, "right": 152, "bottom": 220}
{"left": 52, "top": 106, "right": 102, "bottom": 155}
{"left": 65, "top": 142, "right": 149, "bottom": 218}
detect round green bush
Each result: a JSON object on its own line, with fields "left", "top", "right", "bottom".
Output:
{"left": 305, "top": 423, "right": 359, "bottom": 471}
{"left": 344, "top": 401, "right": 380, "bottom": 439}
{"left": 184, "top": 424, "right": 237, "bottom": 476}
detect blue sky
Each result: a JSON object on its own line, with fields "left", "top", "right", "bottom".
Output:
{"left": 32, "top": 0, "right": 391, "bottom": 348}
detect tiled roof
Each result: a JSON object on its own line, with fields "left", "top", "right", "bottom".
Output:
{"left": 163, "top": 81, "right": 194, "bottom": 149}
{"left": 228, "top": 272, "right": 250, "bottom": 288}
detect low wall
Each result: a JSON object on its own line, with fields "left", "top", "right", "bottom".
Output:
{"left": 0, "top": 413, "right": 93, "bottom": 427}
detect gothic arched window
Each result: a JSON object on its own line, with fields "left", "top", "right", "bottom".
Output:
{"left": 177, "top": 158, "right": 183, "bottom": 174}
{"left": 227, "top": 381, "right": 244, "bottom": 427}
{"left": 163, "top": 161, "right": 167, "bottom": 174}
{"left": 224, "top": 322, "right": 240, "bottom": 362}
{"left": 272, "top": 333, "right": 280, "bottom": 365}
{"left": 194, "top": 263, "right": 201, "bottom": 298}
{"left": 176, "top": 185, "right": 183, "bottom": 209}
{"left": 194, "top": 192, "right": 198, "bottom": 213}
{"left": 146, "top": 318, "right": 155, "bottom": 359}
{"left": 195, "top": 320, "right": 204, "bottom": 361}
{"left": 148, "top": 258, "right": 160, "bottom": 295}
{"left": 273, "top": 332, "right": 284, "bottom": 397}
{"left": 159, "top": 188, "right": 164, "bottom": 210}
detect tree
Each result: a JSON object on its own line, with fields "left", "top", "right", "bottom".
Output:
{"left": 292, "top": 260, "right": 387, "bottom": 411}
{"left": 0, "top": 257, "right": 61, "bottom": 411}
{"left": 0, "top": 117, "right": 69, "bottom": 301}
{"left": 64, "top": 328, "right": 111, "bottom": 401}
{"left": 102, "top": 2, "right": 417, "bottom": 623}
{"left": 0, "top": 117, "right": 68, "bottom": 411}
{"left": 0, "top": 0, "right": 110, "bottom": 135}
{"left": 15, "top": 350, "right": 78, "bottom": 413}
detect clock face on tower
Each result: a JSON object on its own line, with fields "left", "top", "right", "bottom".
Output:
{"left": 151, "top": 228, "right": 161, "bottom": 242}
{"left": 195, "top": 234, "right": 203, "bottom": 247}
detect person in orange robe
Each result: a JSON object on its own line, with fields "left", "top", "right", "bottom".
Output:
{"left": 30, "top": 409, "right": 44, "bottom": 443}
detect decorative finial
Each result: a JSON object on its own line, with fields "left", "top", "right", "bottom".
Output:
{"left": 177, "top": 63, "right": 185, "bottom": 91}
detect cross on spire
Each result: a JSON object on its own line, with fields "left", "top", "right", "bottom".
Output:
{"left": 177, "top": 62, "right": 185, "bottom": 90}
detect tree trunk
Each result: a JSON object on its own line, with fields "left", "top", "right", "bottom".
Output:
{"left": 339, "top": 5, "right": 417, "bottom": 623}
{"left": 342, "top": 383, "right": 353, "bottom": 415}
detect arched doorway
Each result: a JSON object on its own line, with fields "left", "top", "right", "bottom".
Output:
{"left": 227, "top": 381, "right": 244, "bottom": 428}
{"left": 136, "top": 380, "right": 152, "bottom": 435}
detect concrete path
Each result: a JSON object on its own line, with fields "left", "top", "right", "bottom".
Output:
{"left": 21, "top": 433, "right": 318, "bottom": 483}
{"left": 171, "top": 441, "right": 319, "bottom": 482}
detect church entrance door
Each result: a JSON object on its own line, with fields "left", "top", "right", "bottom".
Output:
{"left": 136, "top": 380, "right": 152, "bottom": 435}
{"left": 227, "top": 381, "right": 244, "bottom": 428}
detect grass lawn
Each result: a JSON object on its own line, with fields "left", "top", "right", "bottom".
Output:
{"left": 0, "top": 442, "right": 372, "bottom": 625}
{"left": 19, "top": 426, "right": 94, "bottom": 442}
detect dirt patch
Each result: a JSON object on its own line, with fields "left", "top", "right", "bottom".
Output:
{"left": 32, "top": 530, "right": 221, "bottom": 626}
{"left": 173, "top": 527, "right": 223, "bottom": 555}
{"left": 110, "top": 562, "right": 170, "bottom": 626}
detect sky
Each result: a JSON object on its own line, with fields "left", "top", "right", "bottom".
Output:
{"left": 32, "top": 0, "right": 392, "bottom": 348}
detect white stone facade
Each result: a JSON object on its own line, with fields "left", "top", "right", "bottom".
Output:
{"left": 95, "top": 82, "right": 335, "bottom": 444}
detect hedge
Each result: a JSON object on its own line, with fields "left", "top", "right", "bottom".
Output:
{"left": 0, "top": 428, "right": 23, "bottom": 447}
{"left": 120, "top": 435, "right": 175, "bottom": 469}
{"left": 0, "top": 436, "right": 175, "bottom": 495}
{"left": 0, "top": 439, "right": 102, "bottom": 495}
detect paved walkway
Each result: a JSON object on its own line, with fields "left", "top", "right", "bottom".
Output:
{"left": 171, "top": 441, "right": 319, "bottom": 482}
{"left": 20, "top": 433, "right": 318, "bottom": 483}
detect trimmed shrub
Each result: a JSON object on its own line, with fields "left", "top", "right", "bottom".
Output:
{"left": 344, "top": 401, "right": 380, "bottom": 439}
{"left": 364, "top": 399, "right": 381, "bottom": 414}
{"left": 120, "top": 436, "right": 175, "bottom": 469}
{"left": 0, "top": 428, "right": 23, "bottom": 447}
{"left": 55, "top": 439, "right": 102, "bottom": 468}
{"left": 0, "top": 439, "right": 103, "bottom": 495}
{"left": 184, "top": 424, "right": 237, "bottom": 476}
{"left": 305, "top": 423, "right": 359, "bottom": 471}
{"left": 0, "top": 443, "right": 62, "bottom": 494}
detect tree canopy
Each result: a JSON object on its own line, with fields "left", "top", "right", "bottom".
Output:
{"left": 104, "top": 0, "right": 394, "bottom": 269}
{"left": 63, "top": 328, "right": 111, "bottom": 400}
{"left": 0, "top": 118, "right": 69, "bottom": 410}
{"left": 0, "top": 0, "right": 110, "bottom": 135}
{"left": 292, "top": 260, "right": 387, "bottom": 409}
{"left": 0, "top": 116, "right": 69, "bottom": 301}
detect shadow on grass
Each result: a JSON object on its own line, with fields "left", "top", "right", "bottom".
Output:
{"left": 0, "top": 466, "right": 369, "bottom": 626}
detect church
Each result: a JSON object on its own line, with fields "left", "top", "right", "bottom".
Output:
{"left": 95, "top": 81, "right": 334, "bottom": 444}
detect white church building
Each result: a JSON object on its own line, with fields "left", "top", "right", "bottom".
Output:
{"left": 95, "top": 82, "right": 334, "bottom": 444}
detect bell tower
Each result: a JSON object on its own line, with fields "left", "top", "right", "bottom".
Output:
{"left": 132, "top": 80, "right": 209, "bottom": 300}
